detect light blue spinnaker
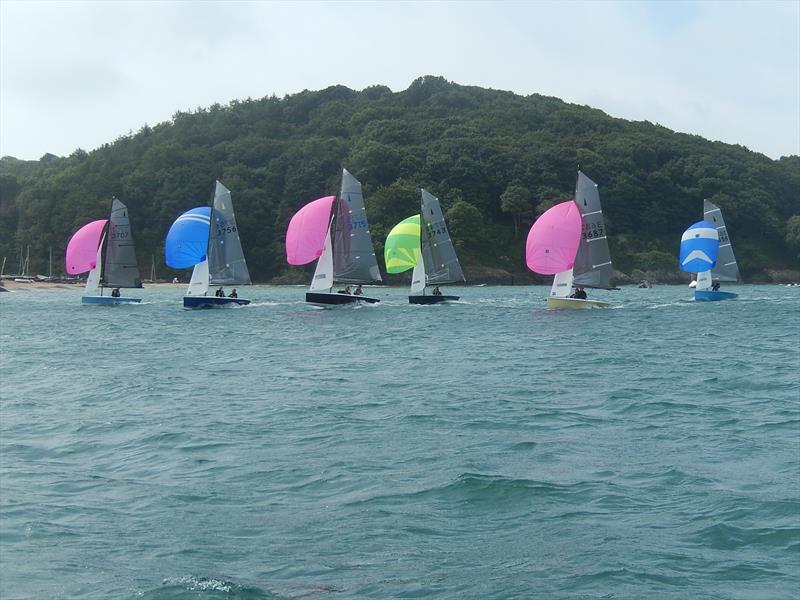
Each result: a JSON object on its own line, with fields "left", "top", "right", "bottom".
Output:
{"left": 679, "top": 220, "right": 719, "bottom": 273}
{"left": 165, "top": 207, "right": 212, "bottom": 269}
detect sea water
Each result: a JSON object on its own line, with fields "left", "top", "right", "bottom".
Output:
{"left": 1, "top": 285, "right": 798, "bottom": 599}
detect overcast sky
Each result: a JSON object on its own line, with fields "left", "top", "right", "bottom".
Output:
{"left": 1, "top": 1, "right": 798, "bottom": 160}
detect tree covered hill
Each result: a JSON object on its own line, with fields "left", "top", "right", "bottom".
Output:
{"left": 1, "top": 76, "right": 798, "bottom": 283}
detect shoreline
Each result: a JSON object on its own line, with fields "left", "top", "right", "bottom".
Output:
{"left": 1, "top": 279, "right": 796, "bottom": 293}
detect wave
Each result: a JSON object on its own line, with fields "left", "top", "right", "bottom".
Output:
{"left": 344, "top": 473, "right": 603, "bottom": 509}
{"left": 136, "top": 576, "right": 277, "bottom": 599}
{"left": 689, "top": 523, "right": 800, "bottom": 551}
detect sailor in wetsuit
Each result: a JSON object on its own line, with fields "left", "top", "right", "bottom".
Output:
{"left": 569, "top": 287, "right": 587, "bottom": 299}
{"left": 215, "top": 287, "right": 225, "bottom": 297}
{"left": 229, "top": 289, "right": 238, "bottom": 298}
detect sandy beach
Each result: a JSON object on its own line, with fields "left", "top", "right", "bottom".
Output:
{"left": 0, "top": 280, "right": 186, "bottom": 292}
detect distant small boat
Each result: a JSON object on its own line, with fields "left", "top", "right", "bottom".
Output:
{"left": 65, "top": 198, "right": 142, "bottom": 304}
{"left": 637, "top": 280, "right": 652, "bottom": 289}
{"left": 385, "top": 189, "right": 465, "bottom": 304}
{"left": 165, "top": 181, "right": 251, "bottom": 309}
{"left": 679, "top": 201, "right": 739, "bottom": 301}
{"left": 526, "top": 171, "right": 614, "bottom": 309}
{"left": 286, "top": 169, "right": 382, "bottom": 306}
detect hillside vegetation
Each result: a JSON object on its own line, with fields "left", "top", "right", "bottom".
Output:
{"left": 2, "top": 76, "right": 798, "bottom": 283}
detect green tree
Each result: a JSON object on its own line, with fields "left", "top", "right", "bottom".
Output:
{"left": 534, "top": 186, "right": 569, "bottom": 216}
{"left": 500, "top": 184, "right": 531, "bottom": 238}
{"left": 446, "top": 200, "right": 484, "bottom": 251}
{"left": 1, "top": 77, "right": 798, "bottom": 282}
{"left": 787, "top": 215, "right": 800, "bottom": 259}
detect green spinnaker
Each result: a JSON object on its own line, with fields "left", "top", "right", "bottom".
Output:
{"left": 384, "top": 215, "right": 420, "bottom": 274}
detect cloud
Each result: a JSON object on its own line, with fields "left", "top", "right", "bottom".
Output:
{"left": 1, "top": 1, "right": 798, "bottom": 159}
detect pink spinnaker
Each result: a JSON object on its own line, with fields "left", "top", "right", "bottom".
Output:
{"left": 526, "top": 200, "right": 582, "bottom": 274}
{"left": 285, "top": 196, "right": 336, "bottom": 265}
{"left": 65, "top": 219, "right": 108, "bottom": 274}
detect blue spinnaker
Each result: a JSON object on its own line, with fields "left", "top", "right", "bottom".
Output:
{"left": 679, "top": 220, "right": 719, "bottom": 273}
{"left": 165, "top": 207, "right": 211, "bottom": 269}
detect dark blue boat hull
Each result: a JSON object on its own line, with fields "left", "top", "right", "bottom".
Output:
{"left": 183, "top": 296, "right": 250, "bottom": 309}
{"left": 306, "top": 292, "right": 379, "bottom": 306}
{"left": 409, "top": 295, "right": 459, "bottom": 305}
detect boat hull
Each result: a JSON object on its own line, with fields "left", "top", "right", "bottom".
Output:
{"left": 409, "top": 295, "right": 459, "bottom": 305}
{"left": 546, "top": 297, "right": 610, "bottom": 309}
{"left": 306, "top": 292, "right": 380, "bottom": 306}
{"left": 82, "top": 295, "right": 141, "bottom": 305}
{"left": 694, "top": 290, "right": 738, "bottom": 301}
{"left": 183, "top": 296, "right": 251, "bottom": 309}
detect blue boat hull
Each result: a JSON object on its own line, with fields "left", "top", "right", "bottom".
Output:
{"left": 183, "top": 296, "right": 251, "bottom": 309}
{"left": 694, "top": 290, "right": 738, "bottom": 301}
{"left": 82, "top": 296, "right": 141, "bottom": 305}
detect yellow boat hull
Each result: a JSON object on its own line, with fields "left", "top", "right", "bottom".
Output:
{"left": 546, "top": 297, "right": 610, "bottom": 309}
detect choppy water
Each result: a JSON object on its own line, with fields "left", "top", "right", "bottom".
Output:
{"left": 1, "top": 284, "right": 798, "bottom": 599}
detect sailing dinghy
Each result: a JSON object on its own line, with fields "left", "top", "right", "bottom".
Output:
{"left": 66, "top": 198, "right": 142, "bottom": 304}
{"left": 693, "top": 200, "right": 739, "bottom": 301}
{"left": 679, "top": 219, "right": 723, "bottom": 297}
{"left": 286, "top": 169, "right": 382, "bottom": 306}
{"left": 165, "top": 181, "right": 251, "bottom": 308}
{"left": 384, "top": 189, "right": 465, "bottom": 304}
{"left": 526, "top": 171, "right": 615, "bottom": 308}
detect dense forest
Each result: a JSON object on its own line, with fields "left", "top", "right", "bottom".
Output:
{"left": 1, "top": 76, "right": 799, "bottom": 284}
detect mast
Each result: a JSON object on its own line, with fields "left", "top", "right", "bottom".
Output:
{"left": 98, "top": 221, "right": 110, "bottom": 290}
{"left": 49, "top": 247, "right": 53, "bottom": 279}
{"left": 23, "top": 245, "right": 30, "bottom": 277}
{"left": 150, "top": 255, "right": 156, "bottom": 281}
